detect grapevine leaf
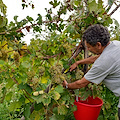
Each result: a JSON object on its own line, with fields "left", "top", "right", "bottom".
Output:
{"left": 53, "top": 107, "right": 58, "bottom": 114}
{"left": 71, "top": 104, "right": 77, "bottom": 112}
{"left": 25, "top": 97, "right": 34, "bottom": 104}
{"left": 108, "top": 0, "right": 114, "bottom": 6}
{"left": 6, "top": 78, "right": 15, "bottom": 88}
{"left": 34, "top": 114, "right": 41, "bottom": 120}
{"left": 0, "top": 60, "right": 5, "bottom": 67}
{"left": 50, "top": 115, "right": 65, "bottom": 120}
{"left": 32, "top": 97, "right": 40, "bottom": 103}
{"left": 14, "top": 16, "right": 18, "bottom": 23}
{"left": 8, "top": 101, "right": 22, "bottom": 112}
{"left": 5, "top": 92, "right": 12, "bottom": 101}
{"left": 49, "top": 0, "right": 60, "bottom": 8}
{"left": 26, "top": 16, "right": 34, "bottom": 22}
{"left": 53, "top": 91, "right": 60, "bottom": 100}
{"left": 18, "top": 83, "right": 32, "bottom": 94}
{"left": 54, "top": 85, "right": 64, "bottom": 93}
{"left": 21, "top": 61, "right": 31, "bottom": 68}
{"left": 24, "top": 104, "right": 30, "bottom": 119}
{"left": 34, "top": 102, "right": 44, "bottom": 111}
{"left": 58, "top": 105, "right": 68, "bottom": 115}
{"left": 113, "top": 19, "right": 119, "bottom": 27}
{"left": 19, "top": 95, "right": 25, "bottom": 103}
{"left": 74, "top": 89, "right": 79, "bottom": 96}
{"left": 0, "top": 16, "right": 7, "bottom": 28}
{"left": 88, "top": 0, "right": 98, "bottom": 13}
{"left": 42, "top": 95, "right": 51, "bottom": 106}
{"left": 36, "top": 14, "right": 42, "bottom": 25}
{"left": 0, "top": 1, "right": 7, "bottom": 15}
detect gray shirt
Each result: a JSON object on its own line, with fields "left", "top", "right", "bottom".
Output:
{"left": 84, "top": 40, "right": 120, "bottom": 108}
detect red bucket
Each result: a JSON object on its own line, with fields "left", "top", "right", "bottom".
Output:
{"left": 73, "top": 96, "right": 103, "bottom": 120}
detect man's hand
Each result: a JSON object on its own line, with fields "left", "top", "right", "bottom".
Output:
{"left": 69, "top": 55, "right": 100, "bottom": 72}
{"left": 70, "top": 62, "right": 78, "bottom": 71}
{"left": 63, "top": 80, "right": 68, "bottom": 88}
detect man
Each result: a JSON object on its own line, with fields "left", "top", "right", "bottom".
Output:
{"left": 62, "top": 24, "right": 120, "bottom": 119}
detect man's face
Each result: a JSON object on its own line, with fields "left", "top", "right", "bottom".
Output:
{"left": 85, "top": 41, "right": 102, "bottom": 55}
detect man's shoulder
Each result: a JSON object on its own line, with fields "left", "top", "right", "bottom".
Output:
{"left": 112, "top": 40, "right": 120, "bottom": 46}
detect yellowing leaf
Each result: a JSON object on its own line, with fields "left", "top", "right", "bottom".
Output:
{"left": 53, "top": 91, "right": 60, "bottom": 100}
{"left": 58, "top": 105, "right": 68, "bottom": 115}
{"left": 0, "top": 41, "right": 8, "bottom": 49}
{"left": 35, "top": 114, "right": 41, "bottom": 120}
{"left": 72, "top": 34, "right": 80, "bottom": 39}
{"left": 25, "top": 97, "right": 34, "bottom": 103}
{"left": 41, "top": 76, "right": 49, "bottom": 83}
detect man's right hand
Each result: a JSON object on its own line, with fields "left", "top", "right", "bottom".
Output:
{"left": 70, "top": 62, "right": 78, "bottom": 71}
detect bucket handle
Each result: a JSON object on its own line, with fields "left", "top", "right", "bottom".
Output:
{"left": 76, "top": 89, "right": 79, "bottom": 102}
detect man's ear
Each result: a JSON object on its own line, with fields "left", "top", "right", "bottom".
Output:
{"left": 96, "top": 42, "right": 102, "bottom": 49}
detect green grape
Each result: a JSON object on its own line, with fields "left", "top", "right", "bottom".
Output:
{"left": 1, "top": 49, "right": 8, "bottom": 62}
{"left": 49, "top": 64, "right": 66, "bottom": 84}
{"left": 31, "top": 78, "right": 39, "bottom": 91}
{"left": 14, "top": 51, "right": 20, "bottom": 60}
{"left": 38, "top": 66, "right": 45, "bottom": 77}
{"left": 49, "top": 66, "right": 61, "bottom": 76}
{"left": 27, "top": 71, "right": 35, "bottom": 84}
{"left": 62, "top": 43, "right": 72, "bottom": 58}
{"left": 52, "top": 75, "right": 61, "bottom": 84}
{"left": 59, "top": 75, "right": 65, "bottom": 81}
{"left": 51, "top": 74, "right": 65, "bottom": 84}
{"left": 56, "top": 63, "right": 63, "bottom": 72}
{"left": 63, "top": 74, "right": 71, "bottom": 82}
{"left": 14, "top": 51, "right": 20, "bottom": 66}
{"left": 75, "top": 69, "right": 84, "bottom": 80}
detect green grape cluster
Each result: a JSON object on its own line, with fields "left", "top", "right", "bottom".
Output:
{"left": 62, "top": 43, "right": 72, "bottom": 58}
{"left": 75, "top": 69, "right": 84, "bottom": 80}
{"left": 0, "top": 49, "right": 8, "bottom": 62}
{"left": 13, "top": 51, "right": 20, "bottom": 66}
{"left": 38, "top": 66, "right": 45, "bottom": 77}
{"left": 49, "top": 64, "right": 65, "bottom": 84}
{"left": 30, "top": 78, "right": 39, "bottom": 91}
{"left": 27, "top": 70, "right": 35, "bottom": 84}
{"left": 63, "top": 74, "right": 71, "bottom": 83}
{"left": 56, "top": 63, "right": 63, "bottom": 72}
{"left": 49, "top": 66, "right": 61, "bottom": 76}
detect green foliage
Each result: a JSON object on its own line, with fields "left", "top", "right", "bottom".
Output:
{"left": 0, "top": 0, "right": 120, "bottom": 119}
{"left": 0, "top": 0, "right": 7, "bottom": 15}
{"left": 98, "top": 85, "right": 119, "bottom": 120}
{"left": 0, "top": 103, "right": 11, "bottom": 120}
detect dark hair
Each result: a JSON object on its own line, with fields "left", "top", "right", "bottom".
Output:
{"left": 82, "top": 24, "right": 110, "bottom": 46}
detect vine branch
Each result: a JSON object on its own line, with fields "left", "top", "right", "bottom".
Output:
{"left": 109, "top": 3, "right": 120, "bottom": 16}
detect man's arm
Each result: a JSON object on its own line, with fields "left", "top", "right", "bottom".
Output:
{"left": 70, "top": 55, "right": 100, "bottom": 71}
{"left": 63, "top": 77, "right": 90, "bottom": 90}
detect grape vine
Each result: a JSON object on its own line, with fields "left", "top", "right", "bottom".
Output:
{"left": 0, "top": 0, "right": 120, "bottom": 119}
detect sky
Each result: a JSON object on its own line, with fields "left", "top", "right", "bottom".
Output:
{"left": 3, "top": 0, "right": 51, "bottom": 22}
{"left": 3, "top": 0, "right": 52, "bottom": 44}
{"left": 2, "top": 0, "right": 120, "bottom": 45}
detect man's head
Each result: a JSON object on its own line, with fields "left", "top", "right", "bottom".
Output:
{"left": 82, "top": 24, "right": 110, "bottom": 54}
